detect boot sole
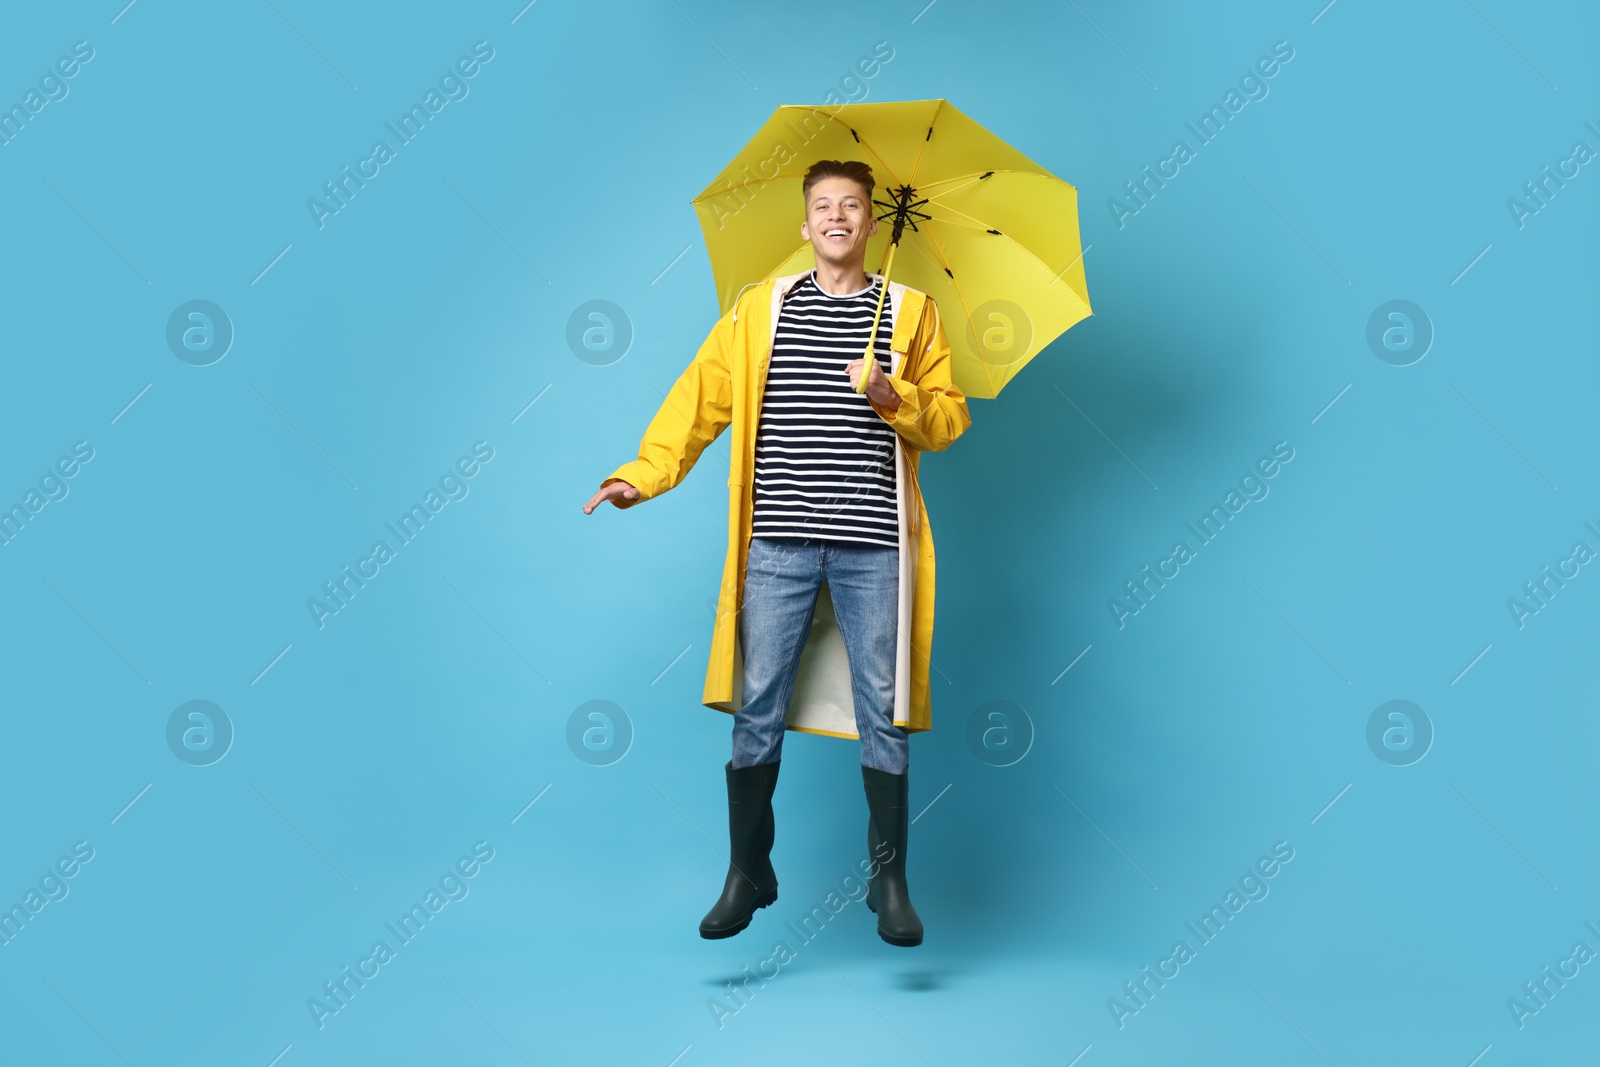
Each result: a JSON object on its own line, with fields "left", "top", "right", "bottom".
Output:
{"left": 876, "top": 926, "right": 923, "bottom": 947}
{"left": 698, "top": 888, "right": 778, "bottom": 940}
{"left": 865, "top": 894, "right": 921, "bottom": 946}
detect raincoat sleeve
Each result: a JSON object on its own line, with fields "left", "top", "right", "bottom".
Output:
{"left": 599, "top": 306, "right": 736, "bottom": 508}
{"left": 869, "top": 295, "right": 972, "bottom": 453}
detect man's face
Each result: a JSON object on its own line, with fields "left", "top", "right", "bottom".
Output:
{"left": 800, "top": 176, "right": 877, "bottom": 271}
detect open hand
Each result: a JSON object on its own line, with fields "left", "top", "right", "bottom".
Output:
{"left": 583, "top": 480, "right": 639, "bottom": 514}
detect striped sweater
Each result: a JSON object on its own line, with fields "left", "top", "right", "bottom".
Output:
{"left": 749, "top": 270, "right": 899, "bottom": 549}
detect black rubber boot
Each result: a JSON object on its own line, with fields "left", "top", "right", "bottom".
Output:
{"left": 698, "top": 759, "right": 780, "bottom": 939}
{"left": 862, "top": 764, "right": 923, "bottom": 947}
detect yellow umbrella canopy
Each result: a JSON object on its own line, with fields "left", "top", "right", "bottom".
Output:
{"left": 691, "top": 98, "right": 1091, "bottom": 399}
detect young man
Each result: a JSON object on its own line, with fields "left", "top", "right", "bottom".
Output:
{"left": 583, "top": 160, "right": 971, "bottom": 947}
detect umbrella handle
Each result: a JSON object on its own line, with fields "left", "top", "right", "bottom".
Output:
{"left": 855, "top": 240, "right": 899, "bottom": 394}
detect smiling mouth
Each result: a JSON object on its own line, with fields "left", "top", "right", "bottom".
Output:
{"left": 824, "top": 229, "right": 851, "bottom": 242}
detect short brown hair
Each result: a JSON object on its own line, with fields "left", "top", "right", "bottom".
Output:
{"left": 802, "top": 160, "right": 874, "bottom": 211}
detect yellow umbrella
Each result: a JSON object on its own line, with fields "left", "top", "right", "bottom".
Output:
{"left": 690, "top": 98, "right": 1091, "bottom": 399}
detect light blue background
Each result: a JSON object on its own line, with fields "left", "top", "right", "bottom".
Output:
{"left": 1, "top": 1, "right": 1595, "bottom": 1064}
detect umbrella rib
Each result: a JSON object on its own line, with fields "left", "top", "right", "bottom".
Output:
{"left": 895, "top": 234, "right": 942, "bottom": 275}
{"left": 918, "top": 213, "right": 991, "bottom": 233}
{"left": 918, "top": 171, "right": 1094, "bottom": 290}
{"left": 917, "top": 221, "right": 1090, "bottom": 296}
{"left": 801, "top": 108, "right": 907, "bottom": 189}
{"left": 912, "top": 169, "right": 991, "bottom": 191}
{"left": 914, "top": 224, "right": 998, "bottom": 397}
{"left": 904, "top": 99, "right": 946, "bottom": 191}
{"left": 914, "top": 173, "right": 988, "bottom": 203}
{"left": 917, "top": 168, "right": 1056, "bottom": 194}
{"left": 919, "top": 198, "right": 988, "bottom": 226}
{"left": 917, "top": 200, "right": 1093, "bottom": 301}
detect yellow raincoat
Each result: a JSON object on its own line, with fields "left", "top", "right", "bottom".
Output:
{"left": 600, "top": 269, "right": 971, "bottom": 736}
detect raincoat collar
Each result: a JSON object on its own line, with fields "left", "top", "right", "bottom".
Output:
{"left": 738, "top": 269, "right": 914, "bottom": 373}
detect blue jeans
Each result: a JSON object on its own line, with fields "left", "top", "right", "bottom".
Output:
{"left": 731, "top": 536, "right": 908, "bottom": 774}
